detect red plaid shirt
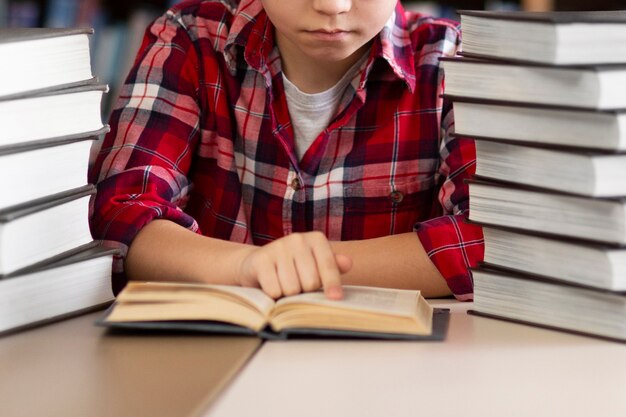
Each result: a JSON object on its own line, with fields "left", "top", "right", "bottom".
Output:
{"left": 89, "top": 0, "right": 484, "bottom": 299}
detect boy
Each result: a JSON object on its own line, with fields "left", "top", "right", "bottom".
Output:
{"left": 89, "top": 0, "right": 483, "bottom": 301}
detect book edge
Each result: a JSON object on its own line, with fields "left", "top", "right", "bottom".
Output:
{"left": 0, "top": 243, "right": 118, "bottom": 279}
{"left": 470, "top": 220, "right": 626, "bottom": 249}
{"left": 0, "top": 301, "right": 112, "bottom": 338}
{"left": 0, "top": 125, "right": 110, "bottom": 155}
{"left": 473, "top": 264, "right": 626, "bottom": 295}
{"left": 0, "top": 27, "right": 94, "bottom": 44}
{"left": 467, "top": 309, "right": 626, "bottom": 343}
{"left": 458, "top": 9, "right": 626, "bottom": 24}
{"left": 0, "top": 184, "right": 96, "bottom": 222}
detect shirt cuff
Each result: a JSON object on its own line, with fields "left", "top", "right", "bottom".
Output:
{"left": 90, "top": 180, "right": 199, "bottom": 295}
{"left": 415, "top": 214, "right": 484, "bottom": 301}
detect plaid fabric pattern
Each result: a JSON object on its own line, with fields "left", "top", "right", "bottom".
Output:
{"left": 89, "top": 0, "right": 484, "bottom": 299}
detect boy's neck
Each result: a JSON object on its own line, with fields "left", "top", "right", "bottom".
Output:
{"left": 276, "top": 32, "right": 370, "bottom": 94}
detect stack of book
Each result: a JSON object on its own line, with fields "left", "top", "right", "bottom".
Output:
{"left": 442, "top": 10, "right": 626, "bottom": 342}
{"left": 0, "top": 27, "right": 116, "bottom": 335}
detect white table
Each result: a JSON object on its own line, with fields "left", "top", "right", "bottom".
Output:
{"left": 205, "top": 300, "right": 626, "bottom": 417}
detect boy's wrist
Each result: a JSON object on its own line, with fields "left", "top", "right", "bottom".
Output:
{"left": 226, "top": 243, "right": 257, "bottom": 286}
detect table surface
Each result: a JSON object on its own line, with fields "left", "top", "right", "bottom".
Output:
{"left": 0, "top": 311, "right": 261, "bottom": 417}
{"left": 2, "top": 300, "right": 625, "bottom": 417}
{"left": 204, "top": 300, "right": 626, "bottom": 417}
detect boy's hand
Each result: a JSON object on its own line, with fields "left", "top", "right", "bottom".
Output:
{"left": 236, "top": 232, "right": 352, "bottom": 300}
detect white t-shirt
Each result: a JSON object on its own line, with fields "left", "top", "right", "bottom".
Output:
{"left": 282, "top": 53, "right": 368, "bottom": 160}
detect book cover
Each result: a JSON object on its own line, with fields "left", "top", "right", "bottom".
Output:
{"left": 0, "top": 79, "right": 107, "bottom": 102}
{"left": 98, "top": 307, "right": 450, "bottom": 341}
{"left": 0, "top": 125, "right": 109, "bottom": 155}
{"left": 0, "top": 184, "right": 95, "bottom": 222}
{"left": 0, "top": 27, "right": 93, "bottom": 43}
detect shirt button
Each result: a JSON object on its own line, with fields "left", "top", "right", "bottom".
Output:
{"left": 291, "top": 178, "right": 302, "bottom": 191}
{"left": 389, "top": 190, "right": 404, "bottom": 204}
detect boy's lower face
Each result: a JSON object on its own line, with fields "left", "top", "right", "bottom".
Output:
{"left": 261, "top": 0, "right": 398, "bottom": 63}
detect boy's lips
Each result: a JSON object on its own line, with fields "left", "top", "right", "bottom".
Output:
{"left": 305, "top": 29, "right": 351, "bottom": 41}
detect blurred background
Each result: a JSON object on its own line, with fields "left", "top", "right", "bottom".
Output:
{"left": 0, "top": 0, "right": 622, "bottom": 117}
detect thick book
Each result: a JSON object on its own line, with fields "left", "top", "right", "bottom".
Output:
{"left": 480, "top": 225, "right": 626, "bottom": 292}
{"left": 474, "top": 139, "right": 626, "bottom": 197}
{"left": 0, "top": 126, "right": 109, "bottom": 211}
{"left": 441, "top": 57, "right": 626, "bottom": 110}
{"left": 471, "top": 266, "right": 626, "bottom": 343}
{"left": 467, "top": 178, "right": 626, "bottom": 245}
{"left": 0, "top": 81, "right": 108, "bottom": 148}
{"left": 99, "top": 282, "right": 450, "bottom": 341}
{"left": 0, "top": 245, "right": 116, "bottom": 335}
{"left": 0, "top": 27, "right": 94, "bottom": 97}
{"left": 459, "top": 10, "right": 626, "bottom": 65}
{"left": 452, "top": 99, "right": 626, "bottom": 151}
{"left": 0, "top": 185, "right": 95, "bottom": 275}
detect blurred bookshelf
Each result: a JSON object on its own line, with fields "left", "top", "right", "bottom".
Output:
{"left": 0, "top": 0, "right": 177, "bottom": 116}
{"left": 404, "top": 0, "right": 626, "bottom": 18}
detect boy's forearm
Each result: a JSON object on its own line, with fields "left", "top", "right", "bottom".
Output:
{"left": 125, "top": 221, "right": 451, "bottom": 297}
{"left": 330, "top": 233, "right": 452, "bottom": 298}
{"left": 125, "top": 219, "right": 254, "bottom": 285}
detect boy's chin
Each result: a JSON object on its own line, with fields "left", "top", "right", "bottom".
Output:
{"left": 307, "top": 48, "right": 367, "bottom": 64}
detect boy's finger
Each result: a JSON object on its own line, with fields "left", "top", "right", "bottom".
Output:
{"left": 312, "top": 243, "right": 343, "bottom": 300}
{"left": 255, "top": 258, "right": 283, "bottom": 299}
{"left": 276, "top": 256, "right": 302, "bottom": 296}
{"left": 294, "top": 249, "right": 322, "bottom": 292}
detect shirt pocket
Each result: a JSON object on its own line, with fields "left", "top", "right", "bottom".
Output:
{"left": 342, "top": 176, "right": 436, "bottom": 239}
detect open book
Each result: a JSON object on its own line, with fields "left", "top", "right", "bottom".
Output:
{"left": 100, "top": 282, "right": 449, "bottom": 340}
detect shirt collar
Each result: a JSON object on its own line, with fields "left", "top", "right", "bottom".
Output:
{"left": 223, "top": 0, "right": 416, "bottom": 92}
{"left": 224, "top": 0, "right": 273, "bottom": 74}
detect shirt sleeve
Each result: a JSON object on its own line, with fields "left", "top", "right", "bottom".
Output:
{"left": 414, "top": 23, "right": 484, "bottom": 301}
{"left": 89, "top": 12, "right": 202, "bottom": 294}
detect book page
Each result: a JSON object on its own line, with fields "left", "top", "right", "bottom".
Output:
{"left": 117, "top": 282, "right": 275, "bottom": 317}
{"left": 274, "top": 285, "right": 421, "bottom": 317}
